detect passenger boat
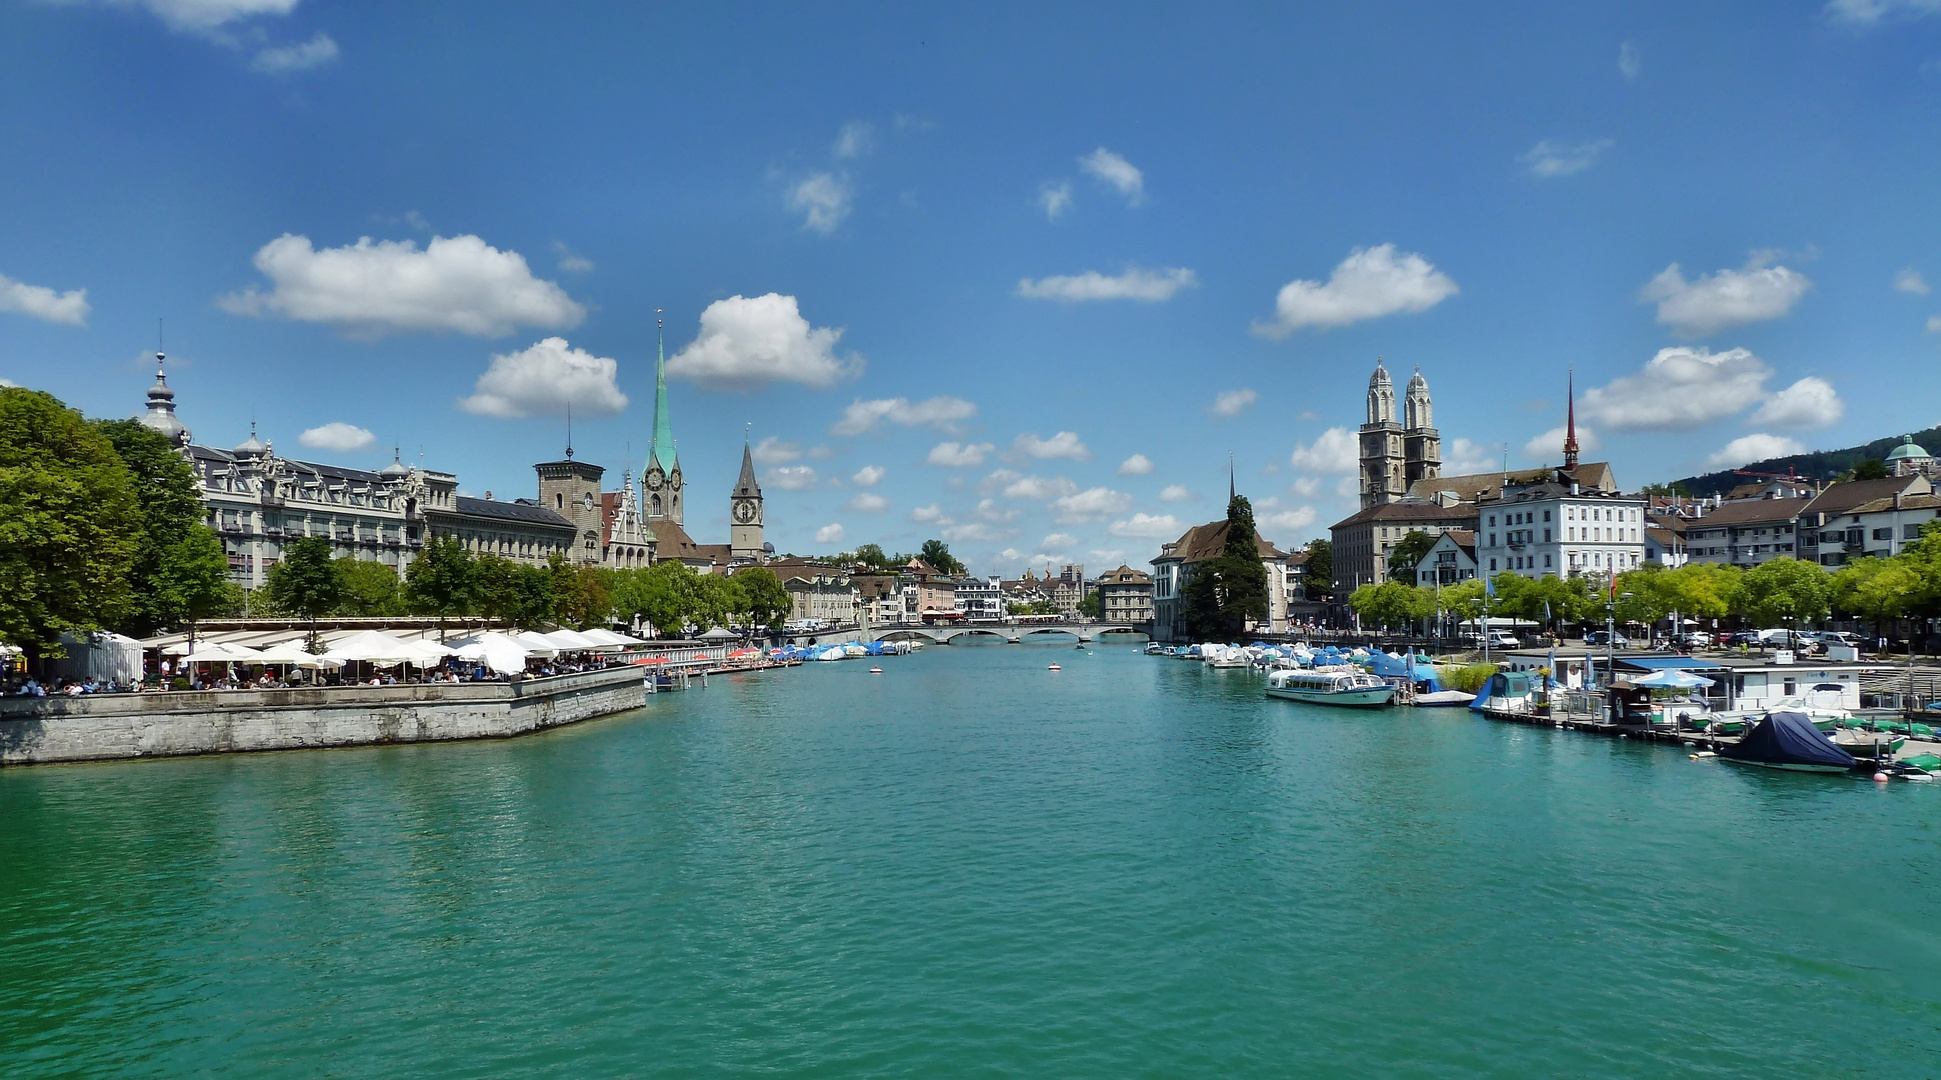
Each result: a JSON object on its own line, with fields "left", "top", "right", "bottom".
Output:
{"left": 1265, "top": 668, "right": 1395, "bottom": 708}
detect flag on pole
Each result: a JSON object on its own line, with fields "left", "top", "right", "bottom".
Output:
{"left": 1546, "top": 646, "right": 1558, "bottom": 690}
{"left": 1608, "top": 566, "right": 1617, "bottom": 601}
{"left": 1485, "top": 575, "right": 1496, "bottom": 599}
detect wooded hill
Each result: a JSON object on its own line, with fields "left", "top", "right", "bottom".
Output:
{"left": 1670, "top": 423, "right": 1941, "bottom": 497}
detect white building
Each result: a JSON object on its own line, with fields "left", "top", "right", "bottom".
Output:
{"left": 1414, "top": 529, "right": 1478, "bottom": 587}
{"left": 1475, "top": 477, "right": 1645, "bottom": 579}
{"left": 955, "top": 575, "right": 1004, "bottom": 620}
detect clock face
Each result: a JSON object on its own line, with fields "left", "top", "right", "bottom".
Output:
{"left": 669, "top": 468, "right": 683, "bottom": 490}
{"left": 644, "top": 469, "right": 663, "bottom": 490}
{"left": 733, "top": 498, "right": 757, "bottom": 523}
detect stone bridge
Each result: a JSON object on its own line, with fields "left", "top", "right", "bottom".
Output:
{"left": 865, "top": 622, "right": 1152, "bottom": 646}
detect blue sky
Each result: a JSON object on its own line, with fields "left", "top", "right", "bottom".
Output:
{"left": 2, "top": 1, "right": 1939, "bottom": 575}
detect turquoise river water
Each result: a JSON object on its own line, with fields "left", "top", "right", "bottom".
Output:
{"left": 3, "top": 643, "right": 1939, "bottom": 1076}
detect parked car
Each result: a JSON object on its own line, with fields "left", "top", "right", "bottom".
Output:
{"left": 1678, "top": 631, "right": 1713, "bottom": 648}
{"left": 1486, "top": 630, "right": 1520, "bottom": 649}
{"left": 1584, "top": 630, "right": 1631, "bottom": 647}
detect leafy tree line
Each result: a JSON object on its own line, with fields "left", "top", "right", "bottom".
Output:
{"left": 825, "top": 539, "right": 968, "bottom": 576}
{"left": 262, "top": 535, "right": 796, "bottom": 636}
{"left": 1349, "top": 530, "right": 1941, "bottom": 640}
{"left": 0, "top": 389, "right": 234, "bottom": 663}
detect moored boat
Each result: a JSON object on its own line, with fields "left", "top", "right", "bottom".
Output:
{"left": 1265, "top": 668, "right": 1395, "bottom": 708}
{"left": 1717, "top": 710, "right": 1858, "bottom": 774}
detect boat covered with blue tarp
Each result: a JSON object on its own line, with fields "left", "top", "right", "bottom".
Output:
{"left": 1718, "top": 710, "right": 1857, "bottom": 773}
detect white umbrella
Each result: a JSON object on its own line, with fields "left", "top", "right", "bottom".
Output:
{"left": 254, "top": 641, "right": 345, "bottom": 670}
{"left": 1632, "top": 668, "right": 1715, "bottom": 690}
{"left": 542, "top": 628, "right": 600, "bottom": 651}
{"left": 449, "top": 633, "right": 531, "bottom": 675}
{"left": 182, "top": 640, "right": 267, "bottom": 662}
{"left": 507, "top": 631, "right": 560, "bottom": 659}
{"left": 322, "top": 630, "right": 422, "bottom": 665}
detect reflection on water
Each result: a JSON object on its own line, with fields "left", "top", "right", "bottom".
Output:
{"left": 2, "top": 645, "right": 1937, "bottom": 1077}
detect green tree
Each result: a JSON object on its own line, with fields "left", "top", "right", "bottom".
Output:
{"left": 1737, "top": 557, "right": 1832, "bottom": 627}
{"left": 1350, "top": 581, "right": 1430, "bottom": 629}
{"left": 1077, "top": 591, "right": 1101, "bottom": 619}
{"left": 1830, "top": 557, "right": 1916, "bottom": 642}
{"left": 620, "top": 561, "right": 706, "bottom": 637}
{"left": 1385, "top": 530, "right": 1438, "bottom": 583}
{"left": 1850, "top": 459, "right": 1890, "bottom": 481}
{"left": 547, "top": 554, "right": 613, "bottom": 629}
{"left": 406, "top": 536, "right": 477, "bottom": 633}
{"left": 851, "top": 543, "right": 892, "bottom": 570}
{"left": 1182, "top": 495, "right": 1270, "bottom": 640}
{"left": 265, "top": 536, "right": 342, "bottom": 645}
{"left": 1302, "top": 539, "right": 1332, "bottom": 601}
{"left": 477, "top": 556, "right": 556, "bottom": 626}
{"left": 94, "top": 419, "right": 234, "bottom": 636}
{"left": 919, "top": 539, "right": 967, "bottom": 575}
{"left": 1437, "top": 578, "right": 1486, "bottom": 625}
{"left": 0, "top": 389, "right": 141, "bottom": 662}
{"left": 733, "top": 566, "right": 793, "bottom": 628}
{"left": 333, "top": 557, "right": 405, "bottom": 616}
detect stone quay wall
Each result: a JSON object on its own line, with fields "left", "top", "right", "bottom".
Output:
{"left": 0, "top": 666, "right": 647, "bottom": 767}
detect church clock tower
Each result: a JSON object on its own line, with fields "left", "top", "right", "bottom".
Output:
{"left": 730, "top": 437, "right": 764, "bottom": 561}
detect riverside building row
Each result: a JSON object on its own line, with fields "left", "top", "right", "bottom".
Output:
{"left": 134, "top": 329, "right": 770, "bottom": 593}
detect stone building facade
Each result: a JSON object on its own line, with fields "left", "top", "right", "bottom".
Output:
{"left": 1359, "top": 359, "right": 1441, "bottom": 508}
{"left": 1095, "top": 564, "right": 1154, "bottom": 625}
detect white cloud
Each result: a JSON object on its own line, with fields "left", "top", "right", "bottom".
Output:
{"left": 1117, "top": 453, "right": 1154, "bottom": 476}
{"left": 112, "top": 0, "right": 298, "bottom": 35}
{"left": 764, "top": 466, "right": 819, "bottom": 491}
{"left": 297, "top": 422, "right": 374, "bottom": 453}
{"left": 814, "top": 523, "right": 845, "bottom": 544}
{"left": 975, "top": 499, "right": 1020, "bottom": 522}
{"left": 1038, "top": 181, "right": 1072, "bottom": 220}
{"left": 668, "top": 293, "right": 861, "bottom": 389}
{"left": 910, "top": 503, "right": 947, "bottom": 524}
{"left": 1640, "top": 254, "right": 1812, "bottom": 338}
{"left": 250, "top": 31, "right": 336, "bottom": 73}
{"left": 1580, "top": 346, "right": 1773, "bottom": 431}
{"left": 1015, "top": 267, "right": 1197, "bottom": 303}
{"left": 0, "top": 272, "right": 89, "bottom": 327}
{"left": 1826, "top": 0, "right": 1941, "bottom": 25}
{"left": 553, "top": 241, "right": 593, "bottom": 274}
{"left": 788, "top": 172, "right": 851, "bottom": 234}
{"left": 1041, "top": 532, "right": 1080, "bottom": 549}
{"left": 1253, "top": 244, "right": 1458, "bottom": 337}
{"left": 457, "top": 337, "right": 627, "bottom": 419}
{"left": 846, "top": 492, "right": 888, "bottom": 513}
{"left": 1050, "top": 486, "right": 1133, "bottom": 525}
{"left": 1929, "top": 315, "right": 1941, "bottom": 334}
{"left": 979, "top": 469, "right": 1022, "bottom": 494}
{"left": 1443, "top": 437, "right": 1500, "bottom": 476}
{"left": 219, "top": 233, "right": 584, "bottom": 338}
{"left": 1619, "top": 40, "right": 1641, "bottom": 80}
{"left": 1522, "top": 424, "right": 1601, "bottom": 461}
{"left": 1521, "top": 138, "right": 1613, "bottom": 178}
{"left": 1749, "top": 376, "right": 1844, "bottom": 429}
{"left": 832, "top": 121, "right": 874, "bottom": 159}
{"left": 1707, "top": 433, "right": 1808, "bottom": 468}
{"left": 1896, "top": 268, "right": 1930, "bottom": 295}
{"left": 1159, "top": 484, "right": 1193, "bottom": 502}
{"left": 0, "top": 378, "right": 17, "bottom": 387}
{"left": 751, "top": 436, "right": 802, "bottom": 465}
{"left": 851, "top": 464, "right": 885, "bottom": 487}
{"left": 1089, "top": 548, "right": 1127, "bottom": 565}
{"left": 1258, "top": 507, "right": 1318, "bottom": 537}
{"left": 942, "top": 522, "right": 1015, "bottom": 543}
{"left": 1291, "top": 427, "right": 1359, "bottom": 474}
{"left": 1078, "top": 147, "right": 1144, "bottom": 205}
{"left": 1108, "top": 512, "right": 1184, "bottom": 539}
{"left": 1290, "top": 477, "right": 1322, "bottom": 497}
{"left": 1335, "top": 477, "right": 1359, "bottom": 499}
{"left": 834, "top": 396, "right": 976, "bottom": 436}
{"left": 1013, "top": 430, "right": 1090, "bottom": 461}
{"left": 1208, "top": 388, "right": 1258, "bottom": 417}
{"left": 1002, "top": 474, "right": 1078, "bottom": 500}
{"left": 925, "top": 441, "right": 994, "bottom": 467}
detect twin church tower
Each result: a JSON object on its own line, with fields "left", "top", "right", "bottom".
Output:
{"left": 1357, "top": 358, "right": 1441, "bottom": 509}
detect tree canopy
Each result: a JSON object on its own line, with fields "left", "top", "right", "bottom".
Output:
{"left": 94, "top": 419, "right": 236, "bottom": 636}
{"left": 1385, "top": 530, "right": 1438, "bottom": 583}
{"left": 264, "top": 536, "right": 342, "bottom": 623}
{"left": 1182, "top": 495, "right": 1270, "bottom": 640}
{"left": 919, "top": 539, "right": 967, "bottom": 575}
{"left": 0, "top": 389, "right": 142, "bottom": 660}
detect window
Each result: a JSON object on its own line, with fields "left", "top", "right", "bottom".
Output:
{"left": 1544, "top": 529, "right": 1552, "bottom": 542}
{"left": 1544, "top": 554, "right": 1553, "bottom": 567}
{"left": 1543, "top": 510, "right": 1551, "bottom": 521}
{"left": 1875, "top": 528, "right": 1894, "bottom": 541}
{"left": 1488, "top": 515, "right": 1496, "bottom": 526}
{"left": 1489, "top": 558, "right": 1497, "bottom": 571}
{"left": 1908, "top": 524, "right": 1926, "bottom": 540}
{"left": 555, "top": 493, "right": 564, "bottom": 509}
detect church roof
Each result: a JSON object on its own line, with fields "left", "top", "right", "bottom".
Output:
{"left": 648, "top": 321, "right": 679, "bottom": 474}
{"left": 734, "top": 441, "right": 760, "bottom": 497}
{"left": 1886, "top": 435, "right": 1932, "bottom": 462}
{"left": 1407, "top": 462, "right": 1616, "bottom": 503}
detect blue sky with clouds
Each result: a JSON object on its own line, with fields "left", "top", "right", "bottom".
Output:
{"left": 2, "top": 1, "right": 1939, "bottom": 574}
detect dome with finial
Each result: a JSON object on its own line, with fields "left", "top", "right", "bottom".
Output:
{"left": 233, "top": 421, "right": 269, "bottom": 457}
{"left": 378, "top": 446, "right": 411, "bottom": 479}
{"left": 136, "top": 352, "right": 192, "bottom": 446}
{"left": 1367, "top": 357, "right": 1393, "bottom": 389}
{"left": 1885, "top": 434, "right": 1931, "bottom": 463}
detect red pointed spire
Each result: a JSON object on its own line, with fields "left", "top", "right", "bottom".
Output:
{"left": 1562, "top": 369, "right": 1580, "bottom": 471}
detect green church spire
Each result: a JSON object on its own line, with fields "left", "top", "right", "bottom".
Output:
{"left": 649, "top": 309, "right": 678, "bottom": 474}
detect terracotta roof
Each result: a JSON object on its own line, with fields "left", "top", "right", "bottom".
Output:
{"left": 1097, "top": 564, "right": 1152, "bottom": 585}
{"left": 647, "top": 519, "right": 702, "bottom": 559}
{"left": 1408, "top": 461, "right": 1616, "bottom": 503}
{"left": 1803, "top": 476, "right": 1936, "bottom": 517}
{"left": 1683, "top": 497, "right": 1810, "bottom": 527}
{"left": 1329, "top": 499, "right": 1479, "bottom": 531}
{"left": 1157, "top": 520, "right": 1291, "bottom": 564}
{"left": 1441, "top": 529, "right": 1477, "bottom": 557}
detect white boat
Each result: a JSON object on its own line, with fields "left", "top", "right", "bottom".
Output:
{"left": 1265, "top": 668, "right": 1395, "bottom": 708}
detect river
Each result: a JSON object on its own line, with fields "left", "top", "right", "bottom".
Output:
{"left": 3, "top": 642, "right": 1938, "bottom": 1076}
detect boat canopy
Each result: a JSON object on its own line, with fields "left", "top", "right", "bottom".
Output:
{"left": 1719, "top": 710, "right": 1856, "bottom": 770}
{"left": 1469, "top": 671, "right": 1533, "bottom": 711}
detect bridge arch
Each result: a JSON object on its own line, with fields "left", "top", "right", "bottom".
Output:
{"left": 942, "top": 627, "right": 1010, "bottom": 644}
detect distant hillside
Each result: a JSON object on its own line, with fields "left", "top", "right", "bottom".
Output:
{"left": 1670, "top": 424, "right": 1941, "bottom": 497}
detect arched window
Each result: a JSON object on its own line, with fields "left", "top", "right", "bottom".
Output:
{"left": 555, "top": 492, "right": 564, "bottom": 509}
